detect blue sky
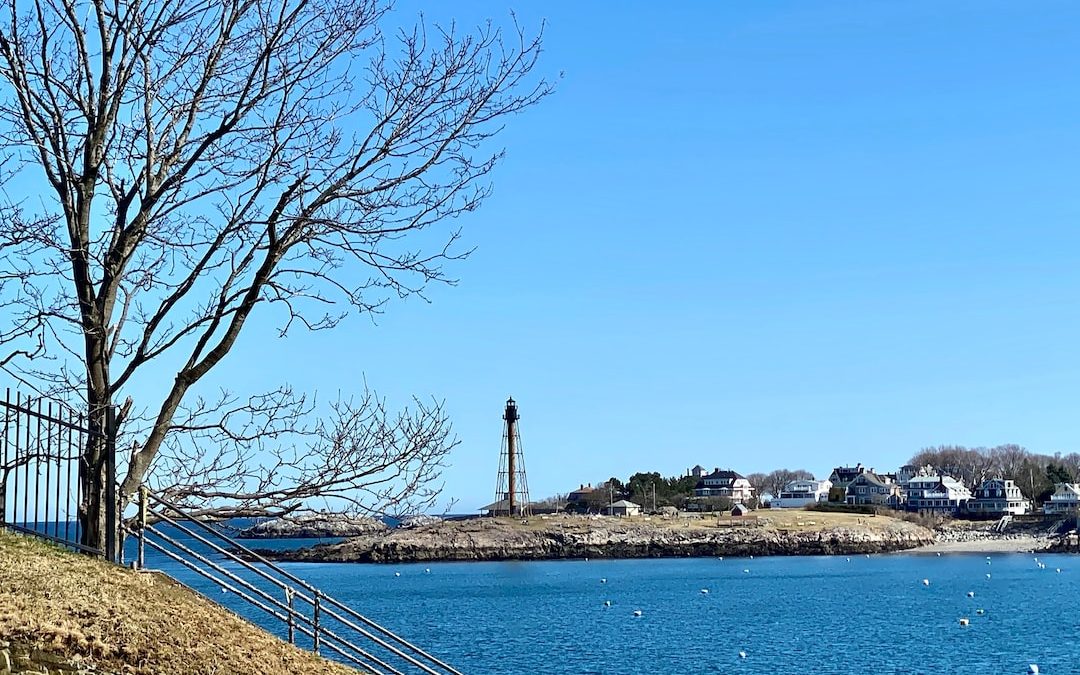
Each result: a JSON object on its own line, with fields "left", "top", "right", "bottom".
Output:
{"left": 207, "top": 1, "right": 1080, "bottom": 509}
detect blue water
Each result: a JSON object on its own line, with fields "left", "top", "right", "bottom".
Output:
{"left": 143, "top": 545, "right": 1078, "bottom": 674}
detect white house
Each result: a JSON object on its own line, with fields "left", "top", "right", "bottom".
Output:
{"left": 905, "top": 475, "right": 972, "bottom": 514}
{"left": 965, "top": 478, "right": 1030, "bottom": 516}
{"left": 1044, "top": 483, "right": 1080, "bottom": 515}
{"left": 771, "top": 479, "right": 832, "bottom": 508}
{"left": 692, "top": 469, "right": 754, "bottom": 502}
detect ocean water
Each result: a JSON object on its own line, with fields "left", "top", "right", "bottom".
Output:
{"left": 144, "top": 544, "right": 1078, "bottom": 675}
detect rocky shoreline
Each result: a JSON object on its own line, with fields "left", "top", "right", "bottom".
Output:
{"left": 254, "top": 514, "right": 936, "bottom": 563}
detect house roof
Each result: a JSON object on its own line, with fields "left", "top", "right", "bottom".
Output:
{"left": 608, "top": 500, "right": 641, "bottom": 509}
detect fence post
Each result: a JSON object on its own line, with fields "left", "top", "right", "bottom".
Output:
{"left": 138, "top": 486, "right": 148, "bottom": 570}
{"left": 286, "top": 587, "right": 295, "bottom": 644}
{"left": 313, "top": 591, "right": 321, "bottom": 655}
{"left": 104, "top": 405, "right": 117, "bottom": 563}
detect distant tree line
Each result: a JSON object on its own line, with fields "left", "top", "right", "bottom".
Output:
{"left": 909, "top": 444, "right": 1080, "bottom": 503}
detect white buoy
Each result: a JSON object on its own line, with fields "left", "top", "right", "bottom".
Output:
{"left": 967, "top": 591, "right": 975, "bottom": 598}
{"left": 221, "top": 587, "right": 228, "bottom": 594}
{"left": 632, "top": 610, "right": 642, "bottom": 617}
{"left": 743, "top": 569, "right": 750, "bottom": 574}
{"left": 846, "top": 557, "right": 851, "bottom": 562}
{"left": 936, "top": 552, "right": 942, "bottom": 557}
{"left": 1056, "top": 568, "right": 1062, "bottom": 573}
{"left": 600, "top": 578, "right": 607, "bottom": 584}
{"left": 986, "top": 573, "right": 992, "bottom": 579}
{"left": 1029, "top": 665, "right": 1039, "bottom": 674}
{"left": 394, "top": 572, "right": 400, "bottom": 577}
{"left": 958, "top": 617, "right": 969, "bottom": 626}
{"left": 922, "top": 579, "right": 930, "bottom": 586}
{"left": 700, "top": 589, "right": 709, "bottom": 594}
{"left": 739, "top": 651, "right": 747, "bottom": 659}
{"left": 976, "top": 609, "right": 985, "bottom": 615}
{"left": 750, "top": 555, "right": 754, "bottom": 559}
{"left": 718, "top": 556, "right": 724, "bottom": 561}
{"left": 425, "top": 568, "right": 431, "bottom": 573}
{"left": 604, "top": 600, "right": 611, "bottom": 607}
{"left": 865, "top": 554, "right": 870, "bottom": 558}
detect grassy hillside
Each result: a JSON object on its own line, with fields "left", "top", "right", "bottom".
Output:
{"left": 0, "top": 530, "right": 360, "bottom": 675}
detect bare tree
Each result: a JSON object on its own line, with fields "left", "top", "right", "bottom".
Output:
{"left": 0, "top": 0, "right": 549, "bottom": 553}
{"left": 764, "top": 468, "right": 814, "bottom": 499}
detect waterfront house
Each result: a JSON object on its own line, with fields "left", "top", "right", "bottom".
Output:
{"left": 827, "top": 464, "right": 870, "bottom": 501}
{"left": 905, "top": 475, "right": 972, "bottom": 514}
{"left": 964, "top": 478, "right": 1031, "bottom": 516}
{"left": 772, "top": 479, "right": 832, "bottom": 508}
{"left": 844, "top": 472, "right": 902, "bottom": 507}
{"left": 1044, "top": 483, "right": 1080, "bottom": 515}
{"left": 605, "top": 500, "right": 642, "bottom": 517}
{"left": 693, "top": 469, "right": 755, "bottom": 502}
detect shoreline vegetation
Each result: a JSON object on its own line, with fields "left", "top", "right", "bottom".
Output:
{"left": 247, "top": 510, "right": 1072, "bottom": 563}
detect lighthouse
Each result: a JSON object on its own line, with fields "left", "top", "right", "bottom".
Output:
{"left": 493, "top": 397, "right": 531, "bottom": 516}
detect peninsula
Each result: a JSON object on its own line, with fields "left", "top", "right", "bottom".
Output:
{"left": 260, "top": 510, "right": 936, "bottom": 563}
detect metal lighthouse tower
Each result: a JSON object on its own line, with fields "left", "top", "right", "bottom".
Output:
{"left": 494, "top": 397, "right": 530, "bottom": 517}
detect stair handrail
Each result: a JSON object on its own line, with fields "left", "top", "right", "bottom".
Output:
{"left": 134, "top": 488, "right": 462, "bottom": 675}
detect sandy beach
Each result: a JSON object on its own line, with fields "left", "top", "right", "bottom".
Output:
{"left": 910, "top": 534, "right": 1051, "bottom": 554}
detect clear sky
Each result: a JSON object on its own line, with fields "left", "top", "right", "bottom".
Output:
{"left": 204, "top": 1, "right": 1080, "bottom": 510}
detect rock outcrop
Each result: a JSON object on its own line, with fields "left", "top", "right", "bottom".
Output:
{"left": 235, "top": 515, "right": 386, "bottom": 539}
{"left": 261, "top": 515, "right": 934, "bottom": 563}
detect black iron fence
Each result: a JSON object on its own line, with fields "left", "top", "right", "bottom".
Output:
{"left": 0, "top": 388, "right": 115, "bottom": 558}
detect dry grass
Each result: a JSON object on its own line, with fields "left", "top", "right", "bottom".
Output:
{"left": 0, "top": 530, "right": 360, "bottom": 675}
{"left": 488, "top": 508, "right": 912, "bottom": 534}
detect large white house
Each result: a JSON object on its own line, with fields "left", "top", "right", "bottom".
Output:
{"left": 1044, "top": 483, "right": 1080, "bottom": 515}
{"left": 905, "top": 475, "right": 972, "bottom": 514}
{"left": 964, "top": 478, "right": 1030, "bottom": 516}
{"left": 693, "top": 469, "right": 754, "bottom": 503}
{"left": 772, "top": 479, "right": 832, "bottom": 508}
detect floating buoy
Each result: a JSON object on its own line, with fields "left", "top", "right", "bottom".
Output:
{"left": 743, "top": 569, "right": 750, "bottom": 574}
{"left": 425, "top": 568, "right": 431, "bottom": 574}
{"left": 584, "top": 557, "right": 589, "bottom": 562}
{"left": 739, "top": 651, "right": 747, "bottom": 659}
{"left": 958, "top": 618, "right": 969, "bottom": 626}
{"left": 976, "top": 609, "right": 985, "bottom": 615}
{"left": 718, "top": 556, "right": 724, "bottom": 561}
{"left": 987, "top": 560, "right": 992, "bottom": 565}
{"left": 1056, "top": 568, "right": 1062, "bottom": 573}
{"left": 922, "top": 579, "right": 930, "bottom": 586}
{"left": 936, "top": 552, "right": 942, "bottom": 557}
{"left": 700, "top": 589, "right": 709, "bottom": 594}
{"left": 604, "top": 600, "right": 611, "bottom": 607}
{"left": 600, "top": 578, "right": 607, "bottom": 584}
{"left": 749, "top": 555, "right": 754, "bottom": 559}
{"left": 632, "top": 610, "right": 642, "bottom": 617}
{"left": 967, "top": 591, "right": 975, "bottom": 598}
{"left": 394, "top": 572, "right": 400, "bottom": 577}
{"left": 1029, "top": 665, "right": 1039, "bottom": 674}
{"left": 846, "top": 557, "right": 851, "bottom": 562}
{"left": 221, "top": 587, "right": 228, "bottom": 594}
{"left": 865, "top": 554, "right": 870, "bottom": 558}
{"left": 986, "top": 573, "right": 992, "bottom": 579}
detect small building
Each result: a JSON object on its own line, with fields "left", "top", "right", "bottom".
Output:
{"left": 731, "top": 503, "right": 751, "bottom": 516}
{"left": 905, "top": 475, "right": 972, "bottom": 514}
{"left": 964, "top": 478, "right": 1030, "bottom": 516}
{"left": 1044, "top": 483, "right": 1080, "bottom": 515}
{"left": 772, "top": 479, "right": 832, "bottom": 508}
{"left": 479, "top": 498, "right": 512, "bottom": 516}
{"left": 692, "top": 468, "right": 755, "bottom": 502}
{"left": 605, "top": 499, "right": 642, "bottom": 517}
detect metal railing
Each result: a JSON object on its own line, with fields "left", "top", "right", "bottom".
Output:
{"left": 131, "top": 489, "right": 462, "bottom": 675}
{"left": 0, "top": 388, "right": 114, "bottom": 558}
